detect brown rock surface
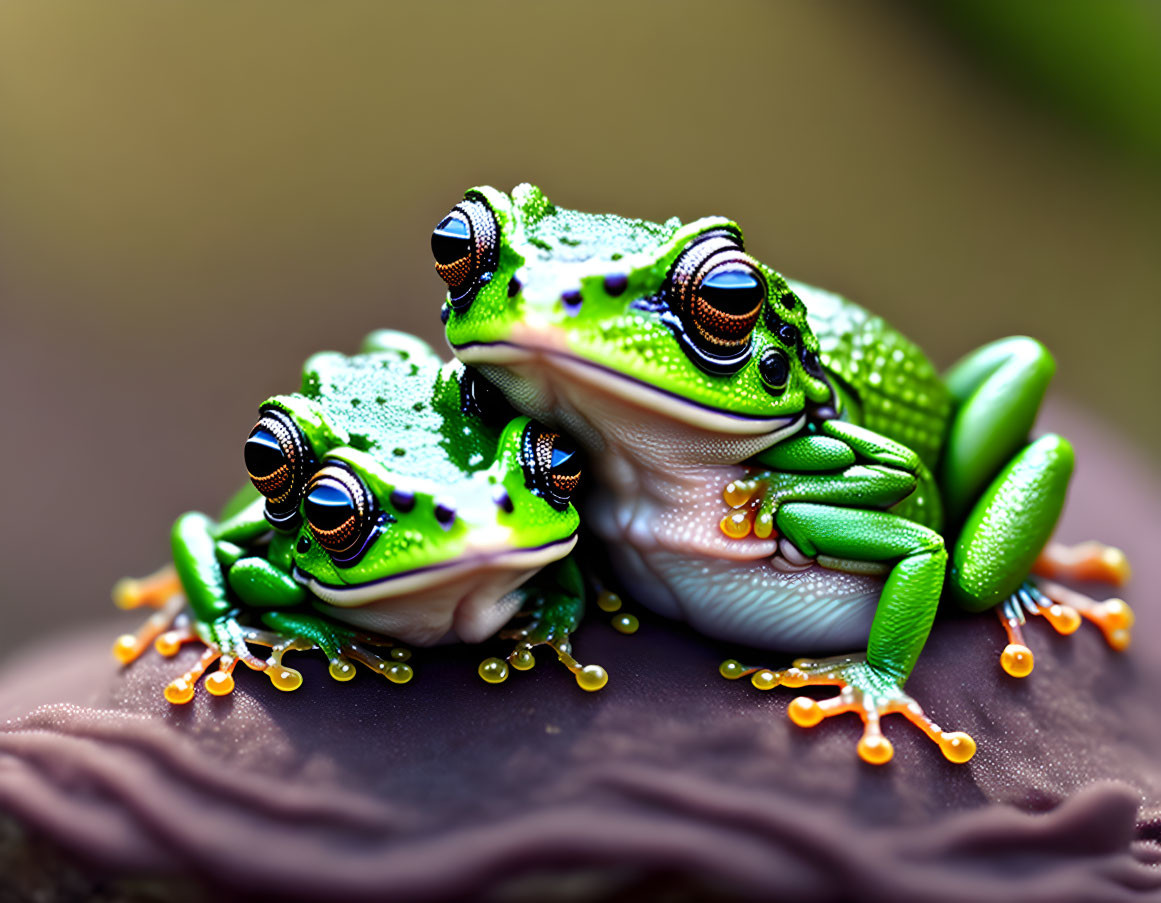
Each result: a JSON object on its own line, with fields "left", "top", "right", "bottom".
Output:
{"left": 0, "top": 401, "right": 1158, "bottom": 902}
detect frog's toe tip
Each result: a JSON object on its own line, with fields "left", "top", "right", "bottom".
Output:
{"left": 328, "top": 659, "right": 357, "bottom": 682}
{"left": 163, "top": 678, "right": 197, "bottom": 705}
{"left": 478, "top": 657, "right": 510, "bottom": 685}
{"left": 266, "top": 664, "right": 303, "bottom": 692}
{"left": 938, "top": 731, "right": 977, "bottom": 764}
{"left": 112, "top": 634, "right": 140, "bottom": 665}
{"left": 575, "top": 664, "right": 608, "bottom": 692}
{"left": 857, "top": 733, "right": 894, "bottom": 765}
{"left": 1001, "top": 643, "right": 1035, "bottom": 678}
{"left": 111, "top": 578, "right": 139, "bottom": 610}
{"left": 1104, "top": 547, "right": 1132, "bottom": 585}
{"left": 787, "top": 696, "right": 824, "bottom": 728}
{"left": 204, "top": 670, "right": 235, "bottom": 696}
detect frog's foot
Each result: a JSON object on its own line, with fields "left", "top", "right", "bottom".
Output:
{"left": 112, "top": 563, "right": 182, "bottom": 611}
{"left": 253, "top": 612, "right": 414, "bottom": 689}
{"left": 480, "top": 606, "right": 608, "bottom": 692}
{"left": 1033, "top": 541, "right": 1132, "bottom": 587}
{"left": 112, "top": 594, "right": 186, "bottom": 666}
{"left": 160, "top": 616, "right": 270, "bottom": 704}
{"left": 720, "top": 654, "right": 976, "bottom": 765}
{"left": 995, "top": 581, "right": 1134, "bottom": 677}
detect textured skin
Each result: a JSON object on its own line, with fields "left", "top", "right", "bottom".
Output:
{"left": 950, "top": 433, "right": 1073, "bottom": 610}
{"left": 438, "top": 184, "right": 1084, "bottom": 715}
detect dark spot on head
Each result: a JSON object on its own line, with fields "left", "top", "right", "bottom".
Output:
{"left": 434, "top": 501, "right": 456, "bottom": 527}
{"left": 611, "top": 252, "right": 623, "bottom": 261}
{"left": 440, "top": 304, "right": 450, "bottom": 324}
{"left": 778, "top": 322, "right": 800, "bottom": 348}
{"left": 409, "top": 364, "right": 419, "bottom": 376}
{"left": 393, "top": 447, "right": 406, "bottom": 457}
{"left": 507, "top": 276, "right": 522, "bottom": 298}
{"left": 412, "top": 402, "right": 425, "bottom": 412}
{"left": 800, "top": 346, "right": 825, "bottom": 379}
{"left": 389, "top": 490, "right": 415, "bottom": 513}
{"left": 604, "top": 273, "right": 628, "bottom": 296}
{"left": 561, "top": 289, "right": 582, "bottom": 315}
{"left": 780, "top": 292, "right": 798, "bottom": 311}
{"left": 759, "top": 349, "right": 791, "bottom": 394}
{"left": 296, "top": 535, "right": 311, "bottom": 554}
{"left": 376, "top": 396, "right": 387, "bottom": 405}
{"left": 492, "top": 488, "right": 514, "bottom": 513}
{"left": 350, "top": 398, "right": 362, "bottom": 407}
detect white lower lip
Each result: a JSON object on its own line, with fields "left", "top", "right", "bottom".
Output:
{"left": 455, "top": 341, "right": 799, "bottom": 437}
{"left": 296, "top": 534, "right": 578, "bottom": 607}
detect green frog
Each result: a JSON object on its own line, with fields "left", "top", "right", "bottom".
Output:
{"left": 114, "top": 330, "right": 607, "bottom": 703}
{"left": 432, "top": 184, "right": 1132, "bottom": 764}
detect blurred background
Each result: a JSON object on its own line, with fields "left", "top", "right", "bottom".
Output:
{"left": 1, "top": 1, "right": 1158, "bottom": 660}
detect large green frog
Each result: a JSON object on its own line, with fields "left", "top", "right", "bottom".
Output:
{"left": 432, "top": 184, "right": 1132, "bottom": 764}
{"left": 114, "top": 330, "right": 606, "bottom": 702}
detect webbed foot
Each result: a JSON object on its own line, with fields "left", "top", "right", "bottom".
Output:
{"left": 255, "top": 612, "right": 414, "bottom": 689}
{"left": 721, "top": 653, "right": 975, "bottom": 765}
{"left": 479, "top": 589, "right": 608, "bottom": 692}
{"left": 996, "top": 580, "right": 1134, "bottom": 677}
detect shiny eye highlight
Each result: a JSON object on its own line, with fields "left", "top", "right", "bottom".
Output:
{"left": 245, "top": 408, "right": 314, "bottom": 530}
{"left": 521, "top": 424, "right": 582, "bottom": 511}
{"left": 303, "top": 464, "right": 377, "bottom": 565}
{"left": 431, "top": 198, "right": 499, "bottom": 311}
{"left": 667, "top": 230, "right": 765, "bottom": 373}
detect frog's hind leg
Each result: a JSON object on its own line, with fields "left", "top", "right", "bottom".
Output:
{"left": 941, "top": 336, "right": 1055, "bottom": 523}
{"left": 479, "top": 559, "right": 609, "bottom": 692}
{"left": 947, "top": 433, "right": 1131, "bottom": 673}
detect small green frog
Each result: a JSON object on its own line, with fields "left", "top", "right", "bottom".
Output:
{"left": 114, "top": 331, "right": 607, "bottom": 702}
{"left": 432, "top": 184, "right": 1132, "bottom": 764}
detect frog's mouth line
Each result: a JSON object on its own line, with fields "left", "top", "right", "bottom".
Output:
{"left": 453, "top": 340, "right": 799, "bottom": 437}
{"left": 293, "top": 532, "right": 578, "bottom": 607}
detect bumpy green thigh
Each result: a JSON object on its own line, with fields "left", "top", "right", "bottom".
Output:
{"left": 941, "top": 336, "right": 1055, "bottom": 522}
{"left": 776, "top": 504, "right": 946, "bottom": 682}
{"left": 948, "top": 434, "right": 1073, "bottom": 611}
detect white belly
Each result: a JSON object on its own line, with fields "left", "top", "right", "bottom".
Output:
{"left": 606, "top": 541, "right": 881, "bottom": 651}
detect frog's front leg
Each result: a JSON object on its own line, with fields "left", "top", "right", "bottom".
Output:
{"left": 478, "top": 559, "right": 609, "bottom": 692}
{"left": 722, "top": 503, "right": 975, "bottom": 765}
{"left": 256, "top": 611, "right": 414, "bottom": 688}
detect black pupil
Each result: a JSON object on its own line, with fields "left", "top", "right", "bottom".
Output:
{"left": 305, "top": 481, "right": 355, "bottom": 532}
{"left": 245, "top": 427, "right": 286, "bottom": 478}
{"left": 760, "top": 350, "right": 790, "bottom": 388}
{"left": 431, "top": 215, "right": 471, "bottom": 265}
{"left": 700, "top": 267, "right": 764, "bottom": 315}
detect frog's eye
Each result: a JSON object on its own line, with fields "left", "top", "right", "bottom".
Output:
{"left": 431, "top": 198, "right": 499, "bottom": 312}
{"left": 521, "top": 424, "right": 582, "bottom": 511}
{"left": 303, "top": 464, "right": 377, "bottom": 566}
{"left": 668, "top": 231, "right": 765, "bottom": 374}
{"left": 758, "top": 348, "right": 791, "bottom": 396}
{"left": 460, "top": 366, "right": 515, "bottom": 427}
{"left": 245, "top": 408, "right": 315, "bottom": 530}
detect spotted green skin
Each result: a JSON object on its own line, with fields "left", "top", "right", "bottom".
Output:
{"left": 442, "top": 184, "right": 1072, "bottom": 694}
{"left": 169, "top": 330, "right": 583, "bottom": 667}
